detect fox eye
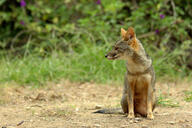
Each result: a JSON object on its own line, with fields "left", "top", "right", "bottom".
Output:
{"left": 115, "top": 47, "right": 118, "bottom": 50}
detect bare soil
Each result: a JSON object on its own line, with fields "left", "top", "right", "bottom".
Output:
{"left": 0, "top": 81, "right": 192, "bottom": 128}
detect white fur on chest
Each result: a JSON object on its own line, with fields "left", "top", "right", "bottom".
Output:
{"left": 126, "top": 57, "right": 146, "bottom": 73}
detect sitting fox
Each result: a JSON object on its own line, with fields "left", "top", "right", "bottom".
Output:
{"left": 95, "top": 27, "right": 156, "bottom": 120}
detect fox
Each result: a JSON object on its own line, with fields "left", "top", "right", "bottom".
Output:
{"left": 94, "top": 27, "right": 156, "bottom": 120}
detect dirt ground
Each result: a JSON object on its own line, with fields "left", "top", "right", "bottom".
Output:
{"left": 0, "top": 81, "right": 192, "bottom": 128}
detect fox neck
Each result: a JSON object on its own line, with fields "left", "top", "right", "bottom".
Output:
{"left": 126, "top": 54, "right": 152, "bottom": 74}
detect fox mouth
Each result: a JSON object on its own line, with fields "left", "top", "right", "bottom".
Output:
{"left": 107, "top": 55, "right": 119, "bottom": 60}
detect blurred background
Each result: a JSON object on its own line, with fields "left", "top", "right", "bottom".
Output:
{"left": 0, "top": 0, "right": 191, "bottom": 86}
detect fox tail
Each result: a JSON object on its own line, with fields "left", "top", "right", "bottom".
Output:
{"left": 93, "top": 108, "right": 123, "bottom": 114}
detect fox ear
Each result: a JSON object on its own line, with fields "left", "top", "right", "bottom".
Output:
{"left": 126, "top": 27, "right": 135, "bottom": 39}
{"left": 121, "top": 28, "right": 127, "bottom": 39}
{"left": 126, "top": 27, "right": 139, "bottom": 51}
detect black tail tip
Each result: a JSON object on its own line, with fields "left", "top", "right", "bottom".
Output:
{"left": 93, "top": 110, "right": 105, "bottom": 114}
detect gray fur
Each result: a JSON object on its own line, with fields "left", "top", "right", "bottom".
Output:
{"left": 95, "top": 37, "right": 156, "bottom": 119}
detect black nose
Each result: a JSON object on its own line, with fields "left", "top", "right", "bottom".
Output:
{"left": 105, "top": 54, "right": 108, "bottom": 58}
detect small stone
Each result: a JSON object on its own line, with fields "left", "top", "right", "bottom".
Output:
{"left": 26, "top": 106, "right": 31, "bottom": 110}
{"left": 95, "top": 105, "right": 103, "bottom": 109}
{"left": 121, "top": 125, "right": 129, "bottom": 128}
{"left": 135, "top": 117, "right": 142, "bottom": 121}
{"left": 141, "top": 125, "right": 148, "bottom": 128}
{"left": 185, "top": 124, "right": 192, "bottom": 127}
{"left": 129, "top": 120, "right": 134, "bottom": 123}
{"left": 133, "top": 117, "right": 142, "bottom": 123}
{"left": 179, "top": 120, "right": 184, "bottom": 123}
{"left": 94, "top": 124, "right": 101, "bottom": 127}
{"left": 185, "top": 119, "right": 189, "bottom": 122}
{"left": 75, "top": 107, "right": 79, "bottom": 112}
{"left": 168, "top": 121, "right": 175, "bottom": 125}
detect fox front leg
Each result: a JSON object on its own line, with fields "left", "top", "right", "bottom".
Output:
{"left": 127, "top": 82, "right": 135, "bottom": 119}
{"left": 147, "top": 82, "right": 154, "bottom": 120}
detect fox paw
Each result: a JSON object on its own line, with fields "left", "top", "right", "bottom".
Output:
{"left": 127, "top": 112, "right": 135, "bottom": 119}
{"left": 147, "top": 113, "right": 154, "bottom": 120}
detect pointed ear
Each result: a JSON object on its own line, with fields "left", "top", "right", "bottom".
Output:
{"left": 129, "top": 38, "right": 139, "bottom": 51}
{"left": 126, "top": 27, "right": 135, "bottom": 39}
{"left": 121, "top": 28, "right": 127, "bottom": 39}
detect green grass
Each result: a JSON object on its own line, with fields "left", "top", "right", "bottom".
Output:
{"left": 184, "top": 91, "right": 192, "bottom": 102}
{"left": 157, "top": 95, "right": 180, "bottom": 108}
{"left": 0, "top": 44, "right": 125, "bottom": 86}
{"left": 0, "top": 43, "right": 191, "bottom": 86}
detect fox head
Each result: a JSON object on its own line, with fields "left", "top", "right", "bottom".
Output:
{"left": 105, "top": 27, "right": 139, "bottom": 60}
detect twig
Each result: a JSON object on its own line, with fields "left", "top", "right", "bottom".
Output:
{"left": 11, "top": 30, "right": 28, "bottom": 50}
{"left": 138, "top": 23, "right": 178, "bottom": 39}
{"left": 17, "top": 121, "right": 24, "bottom": 126}
{"left": 138, "top": 32, "right": 155, "bottom": 39}
{"left": 24, "top": 34, "right": 32, "bottom": 57}
{"left": 171, "top": 0, "right": 177, "bottom": 20}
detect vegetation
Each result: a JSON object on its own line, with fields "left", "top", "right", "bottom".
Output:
{"left": 185, "top": 91, "right": 192, "bottom": 102}
{"left": 157, "top": 94, "right": 180, "bottom": 107}
{"left": 0, "top": 0, "right": 192, "bottom": 86}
